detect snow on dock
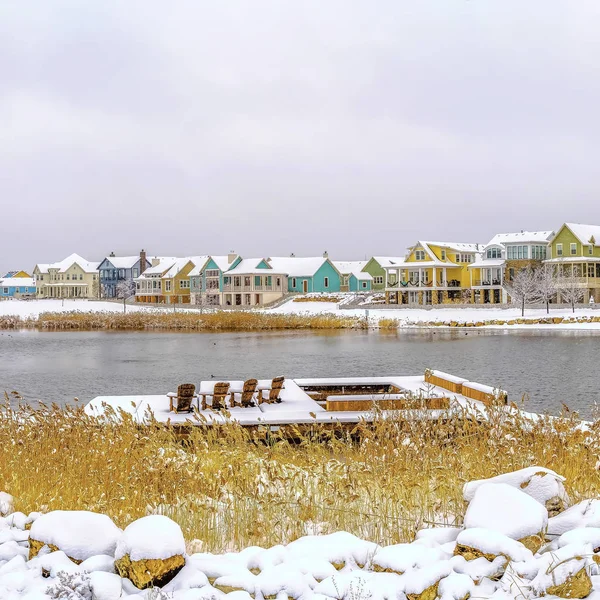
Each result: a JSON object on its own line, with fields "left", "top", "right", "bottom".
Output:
{"left": 85, "top": 373, "right": 503, "bottom": 427}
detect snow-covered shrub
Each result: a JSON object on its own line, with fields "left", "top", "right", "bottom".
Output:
{"left": 46, "top": 571, "right": 92, "bottom": 600}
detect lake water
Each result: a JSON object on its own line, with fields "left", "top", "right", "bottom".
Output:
{"left": 0, "top": 329, "right": 598, "bottom": 416}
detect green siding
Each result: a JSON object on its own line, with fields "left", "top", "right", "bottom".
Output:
{"left": 362, "top": 258, "right": 387, "bottom": 290}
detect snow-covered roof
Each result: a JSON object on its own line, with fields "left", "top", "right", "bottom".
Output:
{"left": 419, "top": 241, "right": 483, "bottom": 253}
{"left": 225, "top": 258, "right": 287, "bottom": 276}
{"left": 560, "top": 223, "right": 600, "bottom": 246}
{"left": 371, "top": 257, "right": 407, "bottom": 268}
{"left": 0, "top": 278, "right": 36, "bottom": 288}
{"left": 485, "top": 231, "right": 554, "bottom": 247}
{"left": 266, "top": 257, "right": 333, "bottom": 277}
{"left": 212, "top": 255, "right": 239, "bottom": 272}
{"left": 100, "top": 256, "right": 154, "bottom": 270}
{"left": 34, "top": 264, "right": 50, "bottom": 274}
{"left": 160, "top": 256, "right": 209, "bottom": 279}
{"left": 137, "top": 257, "right": 179, "bottom": 277}
{"left": 333, "top": 261, "right": 372, "bottom": 280}
{"left": 41, "top": 254, "right": 100, "bottom": 274}
{"left": 468, "top": 258, "right": 505, "bottom": 269}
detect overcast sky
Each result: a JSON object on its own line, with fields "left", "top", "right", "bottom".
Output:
{"left": 2, "top": 1, "right": 600, "bottom": 274}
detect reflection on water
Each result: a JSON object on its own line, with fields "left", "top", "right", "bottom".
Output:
{"left": 0, "top": 328, "right": 598, "bottom": 416}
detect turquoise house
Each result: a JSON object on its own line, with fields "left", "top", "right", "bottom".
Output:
{"left": 267, "top": 257, "right": 342, "bottom": 293}
{"left": 333, "top": 261, "right": 373, "bottom": 292}
{"left": 0, "top": 276, "right": 36, "bottom": 298}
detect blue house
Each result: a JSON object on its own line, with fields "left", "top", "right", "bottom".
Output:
{"left": 189, "top": 254, "right": 241, "bottom": 306}
{"left": 98, "top": 251, "right": 152, "bottom": 299}
{"left": 333, "top": 261, "right": 373, "bottom": 292}
{"left": 266, "top": 256, "right": 342, "bottom": 293}
{"left": 0, "top": 276, "right": 36, "bottom": 299}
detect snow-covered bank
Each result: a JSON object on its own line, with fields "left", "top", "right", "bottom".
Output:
{"left": 266, "top": 300, "right": 600, "bottom": 330}
{"left": 2, "top": 467, "right": 599, "bottom": 599}
{"left": 1, "top": 298, "right": 600, "bottom": 331}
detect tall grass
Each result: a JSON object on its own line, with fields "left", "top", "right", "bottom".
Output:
{"left": 1, "top": 397, "right": 598, "bottom": 552}
{"left": 0, "top": 311, "right": 364, "bottom": 332}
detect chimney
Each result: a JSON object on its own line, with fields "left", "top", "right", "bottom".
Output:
{"left": 109, "top": 251, "right": 115, "bottom": 257}
{"left": 228, "top": 251, "right": 237, "bottom": 264}
{"left": 152, "top": 257, "right": 160, "bottom": 267}
{"left": 139, "top": 249, "right": 147, "bottom": 274}
{"left": 323, "top": 250, "right": 328, "bottom": 258}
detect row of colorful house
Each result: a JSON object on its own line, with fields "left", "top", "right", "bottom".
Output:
{"left": 5, "top": 222, "right": 599, "bottom": 306}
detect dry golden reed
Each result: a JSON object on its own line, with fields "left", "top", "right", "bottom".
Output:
{"left": 1, "top": 397, "right": 598, "bottom": 553}
{"left": 0, "top": 311, "right": 365, "bottom": 332}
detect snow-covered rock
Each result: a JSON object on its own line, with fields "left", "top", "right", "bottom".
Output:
{"left": 372, "top": 542, "right": 446, "bottom": 574}
{"left": 454, "top": 528, "right": 534, "bottom": 563}
{"left": 404, "top": 561, "right": 453, "bottom": 600}
{"left": 29, "top": 510, "right": 122, "bottom": 563}
{"left": 0, "top": 492, "right": 14, "bottom": 516}
{"left": 463, "top": 467, "right": 569, "bottom": 516}
{"left": 548, "top": 500, "right": 600, "bottom": 537}
{"left": 463, "top": 483, "right": 548, "bottom": 550}
{"left": 114, "top": 515, "right": 186, "bottom": 589}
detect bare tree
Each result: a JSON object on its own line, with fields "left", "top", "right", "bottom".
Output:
{"left": 534, "top": 264, "right": 559, "bottom": 314}
{"left": 116, "top": 279, "right": 136, "bottom": 313}
{"left": 503, "top": 267, "right": 537, "bottom": 316}
{"left": 558, "top": 265, "right": 585, "bottom": 313}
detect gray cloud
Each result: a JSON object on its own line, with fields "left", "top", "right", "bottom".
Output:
{"left": 2, "top": 0, "right": 600, "bottom": 273}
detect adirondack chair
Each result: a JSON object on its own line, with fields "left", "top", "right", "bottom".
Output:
{"left": 260, "top": 376, "right": 285, "bottom": 404}
{"left": 231, "top": 378, "right": 258, "bottom": 408}
{"left": 167, "top": 383, "right": 197, "bottom": 413}
{"left": 201, "top": 382, "right": 231, "bottom": 411}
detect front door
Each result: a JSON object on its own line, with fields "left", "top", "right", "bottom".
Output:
{"left": 302, "top": 280, "right": 309, "bottom": 293}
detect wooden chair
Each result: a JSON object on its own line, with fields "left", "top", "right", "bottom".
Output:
{"left": 167, "top": 383, "right": 197, "bottom": 413}
{"left": 201, "top": 382, "right": 231, "bottom": 411}
{"left": 261, "top": 376, "right": 285, "bottom": 404}
{"left": 231, "top": 378, "right": 258, "bottom": 408}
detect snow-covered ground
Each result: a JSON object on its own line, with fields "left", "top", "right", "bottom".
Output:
{"left": 1, "top": 298, "right": 600, "bottom": 330}
{"left": 267, "top": 300, "right": 600, "bottom": 330}
{"left": 2, "top": 467, "right": 599, "bottom": 599}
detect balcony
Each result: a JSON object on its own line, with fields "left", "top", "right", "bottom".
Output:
{"left": 222, "top": 284, "right": 282, "bottom": 292}
{"left": 472, "top": 279, "right": 503, "bottom": 287}
{"left": 385, "top": 279, "right": 461, "bottom": 290}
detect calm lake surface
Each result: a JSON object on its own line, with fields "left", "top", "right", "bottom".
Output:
{"left": 0, "top": 329, "right": 598, "bottom": 416}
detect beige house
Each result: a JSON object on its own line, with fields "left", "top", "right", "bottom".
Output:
{"left": 33, "top": 253, "right": 100, "bottom": 299}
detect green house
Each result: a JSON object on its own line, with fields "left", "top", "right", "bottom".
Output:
{"left": 362, "top": 257, "right": 406, "bottom": 291}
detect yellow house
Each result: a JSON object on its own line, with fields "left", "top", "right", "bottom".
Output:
{"left": 384, "top": 241, "right": 482, "bottom": 305}
{"left": 33, "top": 254, "right": 100, "bottom": 299}
{"left": 135, "top": 256, "right": 207, "bottom": 304}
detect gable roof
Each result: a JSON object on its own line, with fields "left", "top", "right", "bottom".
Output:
{"left": 486, "top": 231, "right": 554, "bottom": 247}
{"left": 370, "top": 257, "right": 407, "bottom": 268}
{"left": 266, "top": 257, "right": 337, "bottom": 278}
{"left": 137, "top": 257, "right": 179, "bottom": 277}
{"left": 333, "top": 261, "right": 372, "bottom": 280}
{"left": 225, "top": 258, "right": 287, "bottom": 276}
{"left": 418, "top": 241, "right": 483, "bottom": 253}
{"left": 99, "top": 256, "right": 153, "bottom": 270}
{"left": 41, "top": 253, "right": 100, "bottom": 273}
{"left": 559, "top": 223, "right": 600, "bottom": 246}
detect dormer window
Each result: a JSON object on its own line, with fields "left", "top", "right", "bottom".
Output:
{"left": 486, "top": 247, "right": 502, "bottom": 259}
{"left": 415, "top": 250, "right": 426, "bottom": 260}
{"left": 441, "top": 250, "right": 446, "bottom": 260}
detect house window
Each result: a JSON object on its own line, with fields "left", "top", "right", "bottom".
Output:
{"left": 276, "top": 277, "right": 281, "bottom": 287}
{"left": 165, "top": 281, "right": 172, "bottom": 291}
{"left": 415, "top": 250, "right": 425, "bottom": 260}
{"left": 589, "top": 246, "right": 594, "bottom": 256}
{"left": 324, "top": 277, "right": 329, "bottom": 288}
{"left": 66, "top": 274, "right": 70, "bottom": 280}
{"left": 244, "top": 294, "right": 251, "bottom": 305}
{"left": 571, "top": 243, "right": 577, "bottom": 255}
{"left": 2, "top": 288, "right": 8, "bottom": 294}
{"left": 292, "top": 278, "right": 297, "bottom": 288}
{"left": 133, "top": 268, "right": 138, "bottom": 278}
{"left": 206, "top": 270, "right": 219, "bottom": 278}
{"left": 244, "top": 276, "right": 251, "bottom": 287}
{"left": 588, "top": 264, "right": 595, "bottom": 277}
{"left": 487, "top": 248, "right": 501, "bottom": 259}
{"left": 362, "top": 281, "right": 368, "bottom": 289}
{"left": 180, "top": 280, "right": 189, "bottom": 289}
{"left": 441, "top": 250, "right": 446, "bottom": 260}
{"left": 234, "top": 277, "right": 241, "bottom": 287}
{"left": 556, "top": 244, "right": 563, "bottom": 256}
{"left": 80, "top": 274, "right": 84, "bottom": 280}
{"left": 374, "top": 276, "right": 384, "bottom": 285}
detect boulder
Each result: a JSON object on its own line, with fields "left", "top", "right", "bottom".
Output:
{"left": 114, "top": 515, "right": 186, "bottom": 589}
{"left": 29, "top": 510, "right": 121, "bottom": 563}
{"left": 404, "top": 562, "right": 452, "bottom": 600}
{"left": 454, "top": 528, "right": 533, "bottom": 563}
{"left": 463, "top": 467, "right": 569, "bottom": 517}
{"left": 463, "top": 483, "right": 548, "bottom": 543}
{"left": 531, "top": 547, "right": 593, "bottom": 600}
